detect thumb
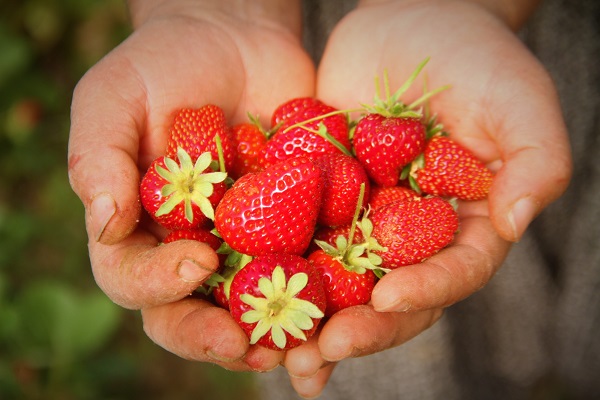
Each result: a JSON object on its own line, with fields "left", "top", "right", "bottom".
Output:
{"left": 68, "top": 55, "right": 148, "bottom": 245}
{"left": 488, "top": 75, "right": 572, "bottom": 242}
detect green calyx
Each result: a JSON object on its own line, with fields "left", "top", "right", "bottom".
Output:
{"left": 196, "top": 242, "right": 253, "bottom": 297}
{"left": 240, "top": 266, "right": 324, "bottom": 349}
{"left": 282, "top": 57, "right": 449, "bottom": 147}
{"left": 363, "top": 57, "right": 450, "bottom": 119}
{"left": 155, "top": 147, "right": 227, "bottom": 223}
{"left": 315, "top": 183, "right": 389, "bottom": 276}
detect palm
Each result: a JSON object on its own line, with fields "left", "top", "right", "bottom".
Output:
{"left": 69, "top": 11, "right": 315, "bottom": 372}
{"left": 283, "top": 2, "right": 571, "bottom": 396}
{"left": 110, "top": 14, "right": 316, "bottom": 167}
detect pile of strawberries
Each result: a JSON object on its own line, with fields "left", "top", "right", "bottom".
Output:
{"left": 139, "top": 60, "right": 493, "bottom": 351}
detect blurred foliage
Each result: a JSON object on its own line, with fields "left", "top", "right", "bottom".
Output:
{"left": 0, "top": 0, "right": 259, "bottom": 399}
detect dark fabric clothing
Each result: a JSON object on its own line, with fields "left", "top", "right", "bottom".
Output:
{"left": 258, "top": 0, "right": 600, "bottom": 399}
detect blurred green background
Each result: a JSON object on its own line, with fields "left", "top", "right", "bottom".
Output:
{"left": 0, "top": 0, "right": 259, "bottom": 398}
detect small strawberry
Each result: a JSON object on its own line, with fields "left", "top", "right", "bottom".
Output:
{"left": 228, "top": 253, "right": 326, "bottom": 351}
{"left": 308, "top": 249, "right": 377, "bottom": 317}
{"left": 214, "top": 156, "right": 324, "bottom": 256}
{"left": 352, "top": 61, "right": 439, "bottom": 187}
{"left": 163, "top": 228, "right": 223, "bottom": 250}
{"left": 410, "top": 136, "right": 493, "bottom": 200}
{"left": 230, "top": 115, "right": 268, "bottom": 179}
{"left": 140, "top": 148, "right": 228, "bottom": 230}
{"left": 270, "top": 97, "right": 324, "bottom": 128}
{"left": 313, "top": 153, "right": 370, "bottom": 227}
{"left": 166, "top": 105, "right": 237, "bottom": 172}
{"left": 262, "top": 101, "right": 351, "bottom": 168}
{"left": 368, "top": 185, "right": 421, "bottom": 210}
{"left": 305, "top": 223, "right": 365, "bottom": 255}
{"left": 370, "top": 196, "right": 459, "bottom": 269}
{"left": 354, "top": 114, "right": 426, "bottom": 187}
{"left": 211, "top": 249, "right": 253, "bottom": 310}
{"left": 308, "top": 183, "right": 388, "bottom": 316}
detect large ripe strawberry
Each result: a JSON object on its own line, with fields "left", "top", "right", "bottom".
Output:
{"left": 262, "top": 101, "right": 351, "bottom": 168}
{"left": 140, "top": 148, "right": 228, "bottom": 230}
{"left": 214, "top": 156, "right": 324, "bottom": 256}
{"left": 368, "top": 185, "right": 421, "bottom": 210}
{"left": 411, "top": 136, "right": 493, "bottom": 200}
{"left": 228, "top": 253, "right": 326, "bottom": 351}
{"left": 230, "top": 117, "right": 268, "bottom": 179}
{"left": 166, "top": 105, "right": 237, "bottom": 172}
{"left": 370, "top": 196, "right": 459, "bottom": 269}
{"left": 353, "top": 59, "right": 447, "bottom": 187}
{"left": 313, "top": 153, "right": 370, "bottom": 227}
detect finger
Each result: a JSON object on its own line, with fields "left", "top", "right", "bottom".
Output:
{"left": 317, "top": 305, "right": 443, "bottom": 362}
{"left": 284, "top": 333, "right": 331, "bottom": 380}
{"left": 90, "top": 235, "right": 220, "bottom": 309}
{"left": 68, "top": 52, "right": 148, "bottom": 246}
{"left": 371, "top": 203, "right": 511, "bottom": 313}
{"left": 486, "top": 73, "right": 573, "bottom": 241}
{"left": 141, "top": 297, "right": 284, "bottom": 372}
{"left": 289, "top": 363, "right": 336, "bottom": 400}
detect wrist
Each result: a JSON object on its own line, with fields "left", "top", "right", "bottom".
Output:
{"left": 127, "top": 0, "right": 302, "bottom": 37}
{"left": 357, "top": 0, "right": 542, "bottom": 31}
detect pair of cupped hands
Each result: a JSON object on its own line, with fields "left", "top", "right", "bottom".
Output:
{"left": 67, "top": 0, "right": 571, "bottom": 397}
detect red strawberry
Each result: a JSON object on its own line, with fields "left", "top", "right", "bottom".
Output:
{"left": 368, "top": 185, "right": 421, "bottom": 210}
{"left": 214, "top": 156, "right": 324, "bottom": 256}
{"left": 310, "top": 224, "right": 365, "bottom": 252}
{"left": 140, "top": 149, "right": 228, "bottom": 230}
{"left": 308, "top": 184, "right": 387, "bottom": 316}
{"left": 313, "top": 153, "right": 370, "bottom": 227}
{"left": 230, "top": 119, "right": 268, "bottom": 179}
{"left": 166, "top": 105, "right": 237, "bottom": 172}
{"left": 412, "top": 136, "right": 493, "bottom": 200}
{"left": 212, "top": 249, "right": 254, "bottom": 310}
{"left": 163, "top": 228, "right": 225, "bottom": 262}
{"left": 228, "top": 253, "right": 326, "bottom": 351}
{"left": 370, "top": 196, "right": 459, "bottom": 269}
{"left": 354, "top": 114, "right": 426, "bottom": 187}
{"left": 308, "top": 249, "right": 377, "bottom": 317}
{"left": 352, "top": 59, "right": 446, "bottom": 187}
{"left": 163, "top": 228, "right": 223, "bottom": 249}
{"left": 262, "top": 101, "right": 351, "bottom": 168}
{"left": 271, "top": 97, "right": 324, "bottom": 128}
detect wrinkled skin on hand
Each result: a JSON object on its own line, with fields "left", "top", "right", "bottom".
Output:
{"left": 282, "top": 0, "right": 571, "bottom": 397}
{"left": 68, "top": 0, "right": 572, "bottom": 395}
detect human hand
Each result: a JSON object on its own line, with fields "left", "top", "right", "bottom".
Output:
{"left": 67, "top": 0, "right": 315, "bottom": 371}
{"left": 283, "top": 0, "right": 572, "bottom": 396}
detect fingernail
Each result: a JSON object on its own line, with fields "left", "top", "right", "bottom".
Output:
{"left": 90, "top": 193, "right": 116, "bottom": 242}
{"left": 177, "top": 259, "right": 213, "bottom": 282}
{"left": 508, "top": 197, "right": 538, "bottom": 242}
{"left": 207, "top": 349, "right": 243, "bottom": 364}
{"left": 291, "top": 378, "right": 324, "bottom": 400}
{"left": 289, "top": 363, "right": 331, "bottom": 380}
{"left": 374, "top": 298, "right": 411, "bottom": 313}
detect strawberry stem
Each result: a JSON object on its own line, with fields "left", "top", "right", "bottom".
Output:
{"left": 214, "top": 134, "right": 227, "bottom": 174}
{"left": 282, "top": 108, "right": 363, "bottom": 134}
{"left": 314, "top": 124, "right": 353, "bottom": 156}
{"left": 347, "top": 183, "right": 366, "bottom": 248}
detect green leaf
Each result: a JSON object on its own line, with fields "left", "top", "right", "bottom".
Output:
{"left": 14, "top": 280, "right": 121, "bottom": 363}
